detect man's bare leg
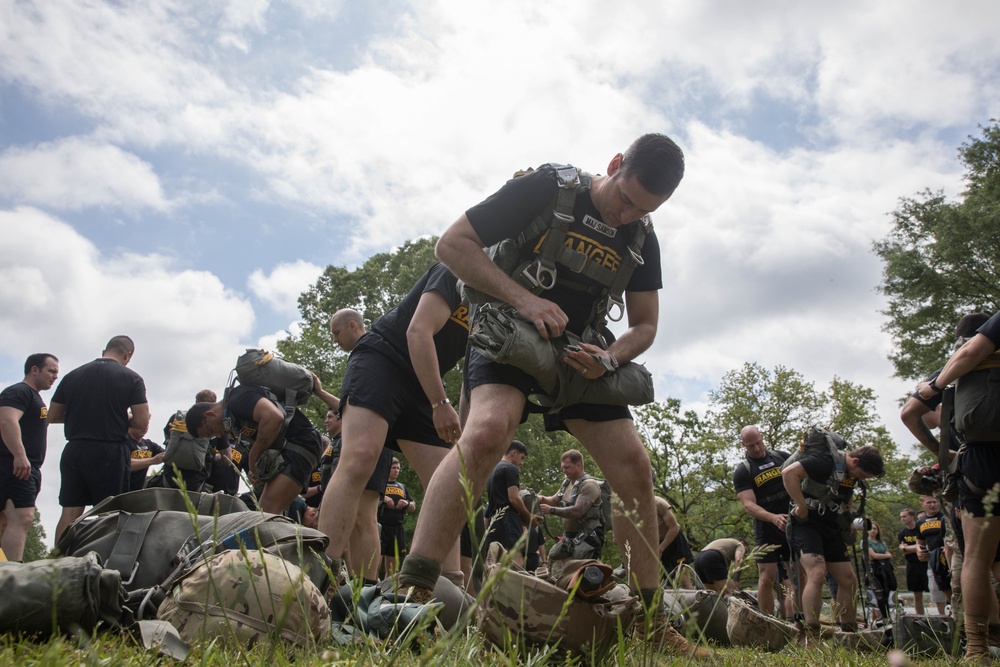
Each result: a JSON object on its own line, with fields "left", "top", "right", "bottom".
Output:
{"left": 348, "top": 490, "right": 381, "bottom": 581}
{"left": 399, "top": 440, "right": 462, "bottom": 574}
{"left": 798, "top": 554, "right": 827, "bottom": 628}
{"left": 318, "top": 404, "right": 390, "bottom": 559}
{"left": 758, "top": 561, "right": 779, "bottom": 617}
{"left": 55, "top": 506, "right": 84, "bottom": 544}
{"left": 827, "top": 561, "right": 858, "bottom": 627}
{"left": 0, "top": 504, "right": 35, "bottom": 561}
{"left": 258, "top": 474, "right": 301, "bottom": 515}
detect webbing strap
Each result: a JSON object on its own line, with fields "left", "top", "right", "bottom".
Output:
{"left": 105, "top": 511, "right": 158, "bottom": 584}
{"left": 939, "top": 386, "right": 954, "bottom": 469}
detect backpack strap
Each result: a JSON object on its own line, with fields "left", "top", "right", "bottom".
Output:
{"left": 105, "top": 511, "right": 158, "bottom": 585}
{"left": 939, "top": 386, "right": 954, "bottom": 469}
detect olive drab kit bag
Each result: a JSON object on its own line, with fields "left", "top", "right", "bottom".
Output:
{"left": 56, "top": 488, "right": 332, "bottom": 623}
{"left": 463, "top": 164, "right": 655, "bottom": 413}
{"left": 661, "top": 587, "right": 730, "bottom": 647}
{"left": 163, "top": 410, "right": 212, "bottom": 472}
{"left": 477, "top": 542, "right": 639, "bottom": 662}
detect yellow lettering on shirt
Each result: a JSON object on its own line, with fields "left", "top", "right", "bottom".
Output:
{"left": 920, "top": 519, "right": 942, "bottom": 534}
{"left": 311, "top": 471, "right": 322, "bottom": 484}
{"left": 39, "top": 406, "right": 48, "bottom": 419}
{"left": 384, "top": 486, "right": 406, "bottom": 499}
{"left": 531, "top": 231, "right": 624, "bottom": 274}
{"left": 323, "top": 446, "right": 334, "bottom": 458}
{"left": 449, "top": 304, "right": 471, "bottom": 331}
{"left": 131, "top": 450, "right": 152, "bottom": 460}
{"left": 754, "top": 467, "right": 782, "bottom": 487}
{"left": 231, "top": 450, "right": 243, "bottom": 465}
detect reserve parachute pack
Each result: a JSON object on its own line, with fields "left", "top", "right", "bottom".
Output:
{"left": 780, "top": 426, "right": 851, "bottom": 508}
{"left": 953, "top": 353, "right": 1000, "bottom": 441}
{"left": 163, "top": 410, "right": 212, "bottom": 472}
{"left": 463, "top": 164, "right": 655, "bottom": 413}
{"left": 224, "top": 349, "right": 318, "bottom": 469}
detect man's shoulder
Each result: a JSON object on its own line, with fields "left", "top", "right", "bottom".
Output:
{"left": 0, "top": 381, "right": 36, "bottom": 401}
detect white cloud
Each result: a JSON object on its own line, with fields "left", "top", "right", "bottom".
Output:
{"left": 0, "top": 209, "right": 257, "bottom": 543}
{"left": 0, "top": 137, "right": 168, "bottom": 211}
{"left": 247, "top": 260, "right": 324, "bottom": 316}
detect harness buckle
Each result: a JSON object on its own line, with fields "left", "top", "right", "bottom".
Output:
{"left": 605, "top": 295, "right": 624, "bottom": 323}
{"left": 521, "top": 262, "right": 557, "bottom": 291}
{"left": 628, "top": 245, "right": 644, "bottom": 266}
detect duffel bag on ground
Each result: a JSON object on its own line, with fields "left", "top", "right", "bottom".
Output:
{"left": 726, "top": 596, "right": 796, "bottom": 651}
{"left": 893, "top": 612, "right": 960, "bottom": 656}
{"left": 157, "top": 549, "right": 330, "bottom": 647}
{"left": 477, "top": 542, "right": 639, "bottom": 663}
{"left": 661, "top": 588, "right": 730, "bottom": 646}
{"left": 0, "top": 552, "right": 129, "bottom": 636}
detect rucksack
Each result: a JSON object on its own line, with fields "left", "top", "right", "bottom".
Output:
{"left": 156, "top": 549, "right": 330, "bottom": 648}
{"left": 233, "top": 349, "right": 314, "bottom": 407}
{"left": 954, "top": 366, "right": 1000, "bottom": 441}
{"left": 780, "top": 426, "right": 851, "bottom": 504}
{"left": 162, "top": 410, "right": 212, "bottom": 472}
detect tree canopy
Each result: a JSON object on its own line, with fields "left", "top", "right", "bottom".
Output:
{"left": 873, "top": 120, "right": 1000, "bottom": 380}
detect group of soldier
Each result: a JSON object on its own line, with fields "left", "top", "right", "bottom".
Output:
{"left": 3, "top": 131, "right": 998, "bottom": 662}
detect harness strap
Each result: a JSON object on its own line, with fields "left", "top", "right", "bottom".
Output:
{"left": 106, "top": 511, "right": 158, "bottom": 585}
{"left": 939, "top": 386, "right": 954, "bottom": 469}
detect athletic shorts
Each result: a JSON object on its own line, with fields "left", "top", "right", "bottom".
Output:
{"left": 905, "top": 560, "right": 929, "bottom": 592}
{"left": 59, "top": 439, "right": 129, "bottom": 507}
{"left": 366, "top": 448, "right": 393, "bottom": 493}
{"left": 466, "top": 349, "right": 632, "bottom": 430}
{"left": 278, "top": 439, "right": 325, "bottom": 490}
{"left": 755, "top": 537, "right": 792, "bottom": 564}
{"left": 787, "top": 514, "right": 850, "bottom": 563}
{"left": 693, "top": 549, "right": 728, "bottom": 584}
{"left": 0, "top": 460, "right": 42, "bottom": 508}
{"left": 661, "top": 533, "right": 694, "bottom": 574}
{"left": 958, "top": 443, "right": 1000, "bottom": 518}
{"left": 486, "top": 509, "right": 524, "bottom": 552}
{"left": 460, "top": 523, "right": 474, "bottom": 559}
{"left": 380, "top": 522, "right": 408, "bottom": 557}
{"left": 928, "top": 564, "right": 949, "bottom": 603}
{"left": 341, "top": 333, "right": 449, "bottom": 448}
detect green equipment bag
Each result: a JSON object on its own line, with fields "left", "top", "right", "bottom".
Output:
{"left": 893, "top": 611, "right": 960, "bottom": 656}
{"left": 661, "top": 588, "right": 731, "bottom": 647}
{"left": 162, "top": 410, "right": 212, "bottom": 472}
{"left": 0, "top": 552, "right": 130, "bottom": 636}
{"left": 55, "top": 488, "right": 331, "bottom": 618}
{"left": 234, "top": 349, "right": 314, "bottom": 407}
{"left": 156, "top": 549, "right": 330, "bottom": 648}
{"left": 478, "top": 542, "right": 639, "bottom": 663}
{"left": 954, "top": 367, "right": 1000, "bottom": 441}
{"left": 469, "top": 302, "right": 654, "bottom": 413}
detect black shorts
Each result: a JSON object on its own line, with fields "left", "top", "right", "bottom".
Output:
{"left": 755, "top": 534, "right": 792, "bottom": 564}
{"left": 661, "top": 534, "right": 694, "bottom": 574}
{"left": 693, "top": 549, "right": 728, "bottom": 584}
{"left": 466, "top": 349, "right": 632, "bottom": 429}
{"left": 905, "top": 559, "right": 929, "bottom": 592}
{"left": 59, "top": 439, "right": 129, "bottom": 507}
{"left": 958, "top": 443, "right": 1000, "bottom": 518}
{"left": 366, "top": 448, "right": 393, "bottom": 493}
{"left": 788, "top": 514, "right": 850, "bottom": 563}
{"left": 277, "top": 438, "right": 325, "bottom": 490}
{"left": 342, "top": 333, "right": 449, "bottom": 448}
{"left": 380, "top": 522, "right": 408, "bottom": 557}
{"left": 0, "top": 461, "right": 42, "bottom": 509}
{"left": 486, "top": 509, "right": 524, "bottom": 552}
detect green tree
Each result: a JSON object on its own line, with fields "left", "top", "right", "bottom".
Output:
{"left": 873, "top": 121, "right": 1000, "bottom": 380}
{"left": 22, "top": 511, "right": 48, "bottom": 562}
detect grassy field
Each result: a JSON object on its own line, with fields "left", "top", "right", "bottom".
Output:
{"left": 0, "top": 620, "right": 969, "bottom": 667}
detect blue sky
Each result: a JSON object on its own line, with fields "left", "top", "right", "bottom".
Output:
{"left": 1, "top": 0, "right": 999, "bottom": 543}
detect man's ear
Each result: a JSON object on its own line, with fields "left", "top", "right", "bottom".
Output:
{"left": 607, "top": 153, "right": 624, "bottom": 175}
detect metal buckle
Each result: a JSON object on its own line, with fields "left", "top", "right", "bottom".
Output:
{"left": 606, "top": 295, "right": 624, "bottom": 322}
{"left": 520, "top": 262, "right": 557, "bottom": 291}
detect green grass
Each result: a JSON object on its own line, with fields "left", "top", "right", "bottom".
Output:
{"left": 0, "top": 624, "right": 971, "bottom": 667}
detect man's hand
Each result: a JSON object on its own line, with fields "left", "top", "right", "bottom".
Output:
{"left": 918, "top": 544, "right": 929, "bottom": 562}
{"left": 516, "top": 295, "right": 569, "bottom": 340}
{"left": 791, "top": 504, "right": 808, "bottom": 521}
{"left": 151, "top": 452, "right": 164, "bottom": 465}
{"left": 771, "top": 513, "right": 788, "bottom": 531}
{"left": 539, "top": 503, "right": 553, "bottom": 516}
{"left": 432, "top": 402, "right": 462, "bottom": 444}
{"left": 12, "top": 453, "right": 30, "bottom": 480}
{"left": 562, "top": 342, "right": 613, "bottom": 379}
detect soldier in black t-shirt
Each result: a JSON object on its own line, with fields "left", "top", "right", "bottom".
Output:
{"left": 485, "top": 441, "right": 534, "bottom": 567}
{"left": 0, "top": 353, "right": 59, "bottom": 561}
{"left": 915, "top": 495, "right": 951, "bottom": 615}
{"left": 897, "top": 507, "right": 928, "bottom": 614}
{"left": 127, "top": 426, "right": 164, "bottom": 491}
{"left": 50, "top": 336, "right": 149, "bottom": 541}
{"left": 380, "top": 457, "right": 416, "bottom": 576}
{"left": 733, "top": 425, "right": 794, "bottom": 619}
{"left": 783, "top": 443, "right": 884, "bottom": 634}
{"left": 319, "top": 263, "right": 470, "bottom": 584}
{"left": 184, "top": 378, "right": 337, "bottom": 515}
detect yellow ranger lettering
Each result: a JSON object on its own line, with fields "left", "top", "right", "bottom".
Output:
{"left": 754, "top": 467, "right": 782, "bottom": 487}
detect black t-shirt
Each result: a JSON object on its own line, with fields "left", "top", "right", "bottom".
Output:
{"left": 978, "top": 310, "right": 1000, "bottom": 347}
{"left": 486, "top": 460, "right": 520, "bottom": 518}
{"left": 465, "top": 167, "right": 663, "bottom": 333}
{"left": 51, "top": 358, "right": 147, "bottom": 443}
{"left": 227, "top": 385, "right": 318, "bottom": 446}
{"left": 917, "top": 513, "right": 946, "bottom": 552}
{"left": 372, "top": 262, "right": 470, "bottom": 376}
{"left": 321, "top": 435, "right": 340, "bottom": 491}
{"left": 128, "top": 436, "right": 164, "bottom": 491}
{"left": 898, "top": 526, "right": 921, "bottom": 564}
{"left": 0, "top": 382, "right": 48, "bottom": 467}
{"left": 798, "top": 451, "right": 858, "bottom": 520}
{"left": 381, "top": 480, "right": 413, "bottom": 526}
{"left": 733, "top": 450, "right": 790, "bottom": 514}
{"left": 229, "top": 438, "right": 251, "bottom": 474}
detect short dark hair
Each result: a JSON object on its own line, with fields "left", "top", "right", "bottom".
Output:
{"left": 619, "top": 133, "right": 685, "bottom": 197}
{"left": 900, "top": 508, "right": 915, "bottom": 518}
{"left": 506, "top": 440, "right": 527, "bottom": 456}
{"left": 957, "top": 312, "right": 991, "bottom": 338}
{"left": 561, "top": 449, "right": 584, "bottom": 465}
{"left": 195, "top": 389, "right": 217, "bottom": 403}
{"left": 185, "top": 402, "right": 213, "bottom": 435}
{"left": 24, "top": 353, "right": 57, "bottom": 376}
{"left": 104, "top": 335, "right": 135, "bottom": 355}
{"left": 851, "top": 445, "right": 885, "bottom": 477}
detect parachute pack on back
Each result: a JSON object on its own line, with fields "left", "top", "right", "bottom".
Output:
{"left": 233, "top": 349, "right": 313, "bottom": 407}
{"left": 780, "top": 426, "right": 851, "bottom": 503}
